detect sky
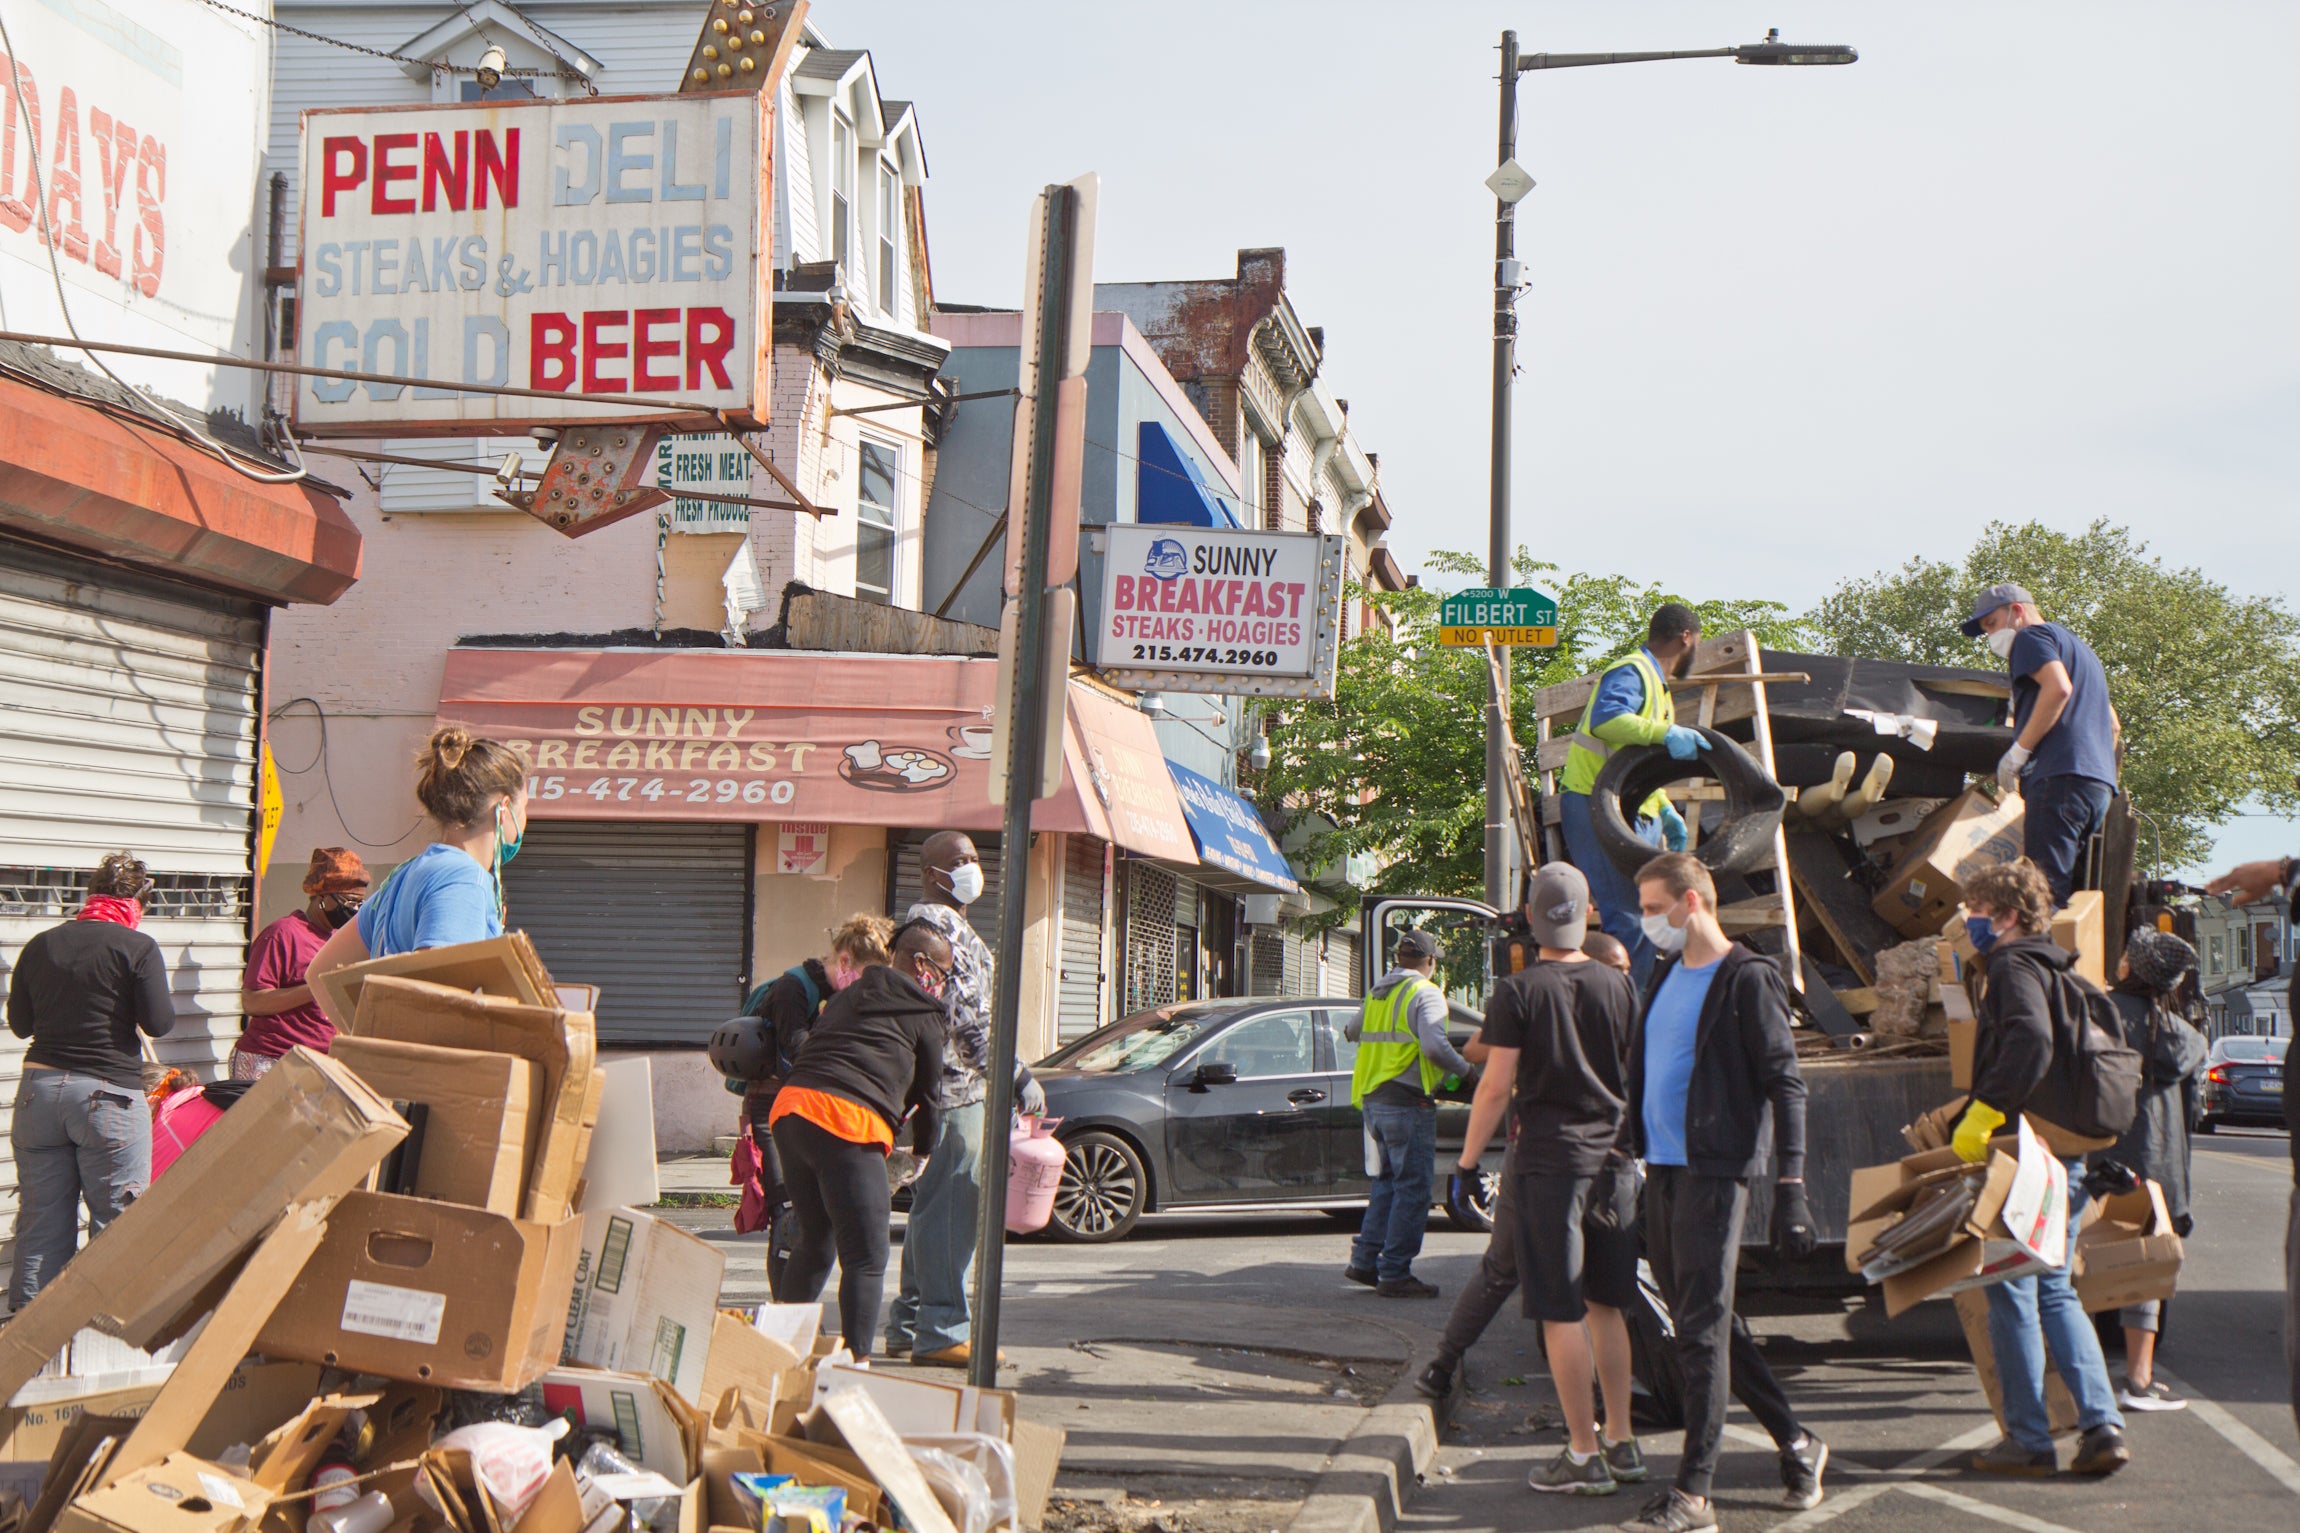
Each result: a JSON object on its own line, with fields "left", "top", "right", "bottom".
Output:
{"left": 841, "top": 0, "right": 2300, "bottom": 875}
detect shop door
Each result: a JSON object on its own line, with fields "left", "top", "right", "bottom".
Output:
{"left": 502, "top": 820, "right": 750, "bottom": 1044}
{"left": 1056, "top": 836, "right": 1109, "bottom": 1042}
{"left": 890, "top": 830, "right": 1004, "bottom": 950}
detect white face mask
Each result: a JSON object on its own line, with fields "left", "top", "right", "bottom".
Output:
{"left": 1986, "top": 626, "right": 2017, "bottom": 660}
{"left": 942, "top": 862, "right": 985, "bottom": 906}
{"left": 1641, "top": 904, "right": 1689, "bottom": 954}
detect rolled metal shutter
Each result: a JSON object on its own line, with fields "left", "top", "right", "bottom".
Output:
{"left": 1329, "top": 929, "right": 1362, "bottom": 998}
{"left": 1056, "top": 836, "right": 1107, "bottom": 1041}
{"left": 888, "top": 831, "right": 1003, "bottom": 949}
{"left": 500, "top": 820, "right": 749, "bottom": 1045}
{"left": 0, "top": 538, "right": 263, "bottom": 1226}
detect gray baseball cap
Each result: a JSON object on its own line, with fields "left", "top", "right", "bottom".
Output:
{"left": 1959, "top": 582, "right": 2035, "bottom": 637}
{"left": 1523, "top": 862, "right": 1591, "bottom": 950}
{"left": 1394, "top": 928, "right": 1441, "bottom": 964}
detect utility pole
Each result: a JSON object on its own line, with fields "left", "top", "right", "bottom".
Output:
{"left": 1486, "top": 30, "right": 1521, "bottom": 914}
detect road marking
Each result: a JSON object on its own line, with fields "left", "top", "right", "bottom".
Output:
{"left": 1896, "top": 1480, "right": 2087, "bottom": 1533}
{"left": 2154, "top": 1367, "right": 2300, "bottom": 1498}
{"left": 1772, "top": 1421, "right": 2000, "bottom": 1531}
{"left": 2193, "top": 1150, "right": 2292, "bottom": 1175}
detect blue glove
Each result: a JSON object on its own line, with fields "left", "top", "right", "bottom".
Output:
{"left": 1663, "top": 725, "right": 1704, "bottom": 761}
{"left": 1658, "top": 802, "right": 1689, "bottom": 851}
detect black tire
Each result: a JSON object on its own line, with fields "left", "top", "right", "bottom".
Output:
{"left": 1588, "top": 726, "right": 1786, "bottom": 878}
{"left": 1048, "top": 1131, "right": 1147, "bottom": 1243}
{"left": 1442, "top": 1166, "right": 1499, "bottom": 1232}
{"left": 1323, "top": 1207, "right": 1366, "bottom": 1230}
{"left": 1623, "top": 1259, "right": 1688, "bottom": 1431}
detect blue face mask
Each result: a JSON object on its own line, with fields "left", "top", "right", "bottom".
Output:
{"left": 1965, "top": 915, "right": 1999, "bottom": 954}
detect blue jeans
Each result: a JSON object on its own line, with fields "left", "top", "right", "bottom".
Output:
{"left": 1984, "top": 1155, "right": 2125, "bottom": 1451}
{"left": 1351, "top": 1101, "right": 1438, "bottom": 1283}
{"left": 1560, "top": 791, "right": 1664, "bottom": 985}
{"left": 887, "top": 1100, "right": 985, "bottom": 1354}
{"left": 2022, "top": 775, "right": 2114, "bottom": 907}
{"left": 9, "top": 1069, "right": 151, "bottom": 1309}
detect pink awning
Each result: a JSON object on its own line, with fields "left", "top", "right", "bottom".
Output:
{"left": 436, "top": 647, "right": 1197, "bottom": 863}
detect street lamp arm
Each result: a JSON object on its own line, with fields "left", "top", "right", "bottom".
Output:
{"left": 1519, "top": 48, "right": 1738, "bottom": 70}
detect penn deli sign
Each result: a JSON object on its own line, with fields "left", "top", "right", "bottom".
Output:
{"left": 1096, "top": 524, "right": 1345, "bottom": 699}
{"left": 294, "top": 92, "right": 771, "bottom": 433}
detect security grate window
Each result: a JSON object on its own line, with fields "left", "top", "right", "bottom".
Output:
{"left": 0, "top": 867, "right": 250, "bottom": 923}
{"left": 1125, "top": 865, "right": 1178, "bottom": 1012}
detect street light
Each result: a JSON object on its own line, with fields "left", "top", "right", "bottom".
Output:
{"left": 1481, "top": 27, "right": 1855, "bottom": 912}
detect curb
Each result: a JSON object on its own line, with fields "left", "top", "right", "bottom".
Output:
{"left": 1283, "top": 1377, "right": 1453, "bottom": 1533}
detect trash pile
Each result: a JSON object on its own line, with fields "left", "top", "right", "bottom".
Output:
{"left": 0, "top": 937, "right": 1063, "bottom": 1533}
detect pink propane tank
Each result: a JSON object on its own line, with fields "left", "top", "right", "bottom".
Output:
{"left": 1005, "top": 1116, "right": 1065, "bottom": 1234}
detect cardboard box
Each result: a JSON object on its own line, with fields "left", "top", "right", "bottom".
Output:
{"left": 1845, "top": 1120, "right": 2068, "bottom": 1316}
{"left": 1953, "top": 1289, "right": 2079, "bottom": 1438}
{"left": 330, "top": 1038, "right": 540, "bottom": 1215}
{"left": 699, "top": 1314, "right": 800, "bottom": 1418}
{"left": 311, "top": 933, "right": 556, "bottom": 1033}
{"left": 805, "top": 1389, "right": 958, "bottom": 1533}
{"left": 0, "top": 1378, "right": 166, "bottom": 1503}
{"left": 51, "top": 1454, "right": 273, "bottom": 1533}
{"left": 1870, "top": 787, "right": 2027, "bottom": 939}
{"left": 562, "top": 1209, "right": 723, "bottom": 1405}
{"left": 745, "top": 1437, "right": 882, "bottom": 1524}
{"left": 2073, "top": 1180, "right": 2184, "bottom": 1313}
{"left": 254, "top": 1192, "right": 582, "bottom": 1392}
{"left": 2051, "top": 889, "right": 2106, "bottom": 988}
{"left": 0, "top": 1050, "right": 406, "bottom": 1408}
{"left": 576, "top": 1060, "right": 658, "bottom": 1215}
{"left": 1946, "top": 1018, "right": 1976, "bottom": 1090}
{"left": 537, "top": 1368, "right": 701, "bottom": 1482}
{"left": 351, "top": 976, "right": 597, "bottom": 1223}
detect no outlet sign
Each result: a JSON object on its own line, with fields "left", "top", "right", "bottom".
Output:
{"left": 1438, "top": 587, "right": 1558, "bottom": 648}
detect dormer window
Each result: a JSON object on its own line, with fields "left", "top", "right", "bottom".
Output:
{"left": 877, "top": 160, "right": 898, "bottom": 313}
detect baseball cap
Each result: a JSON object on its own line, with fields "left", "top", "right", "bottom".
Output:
{"left": 1523, "top": 862, "right": 1591, "bottom": 950}
{"left": 1393, "top": 928, "right": 1441, "bottom": 965}
{"left": 1958, "top": 582, "right": 2034, "bottom": 638}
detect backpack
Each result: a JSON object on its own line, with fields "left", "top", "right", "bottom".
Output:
{"left": 750, "top": 963, "right": 824, "bottom": 1080}
{"left": 2050, "top": 968, "right": 2143, "bottom": 1140}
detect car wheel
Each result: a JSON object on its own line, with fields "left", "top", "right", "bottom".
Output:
{"left": 1049, "top": 1131, "right": 1146, "bottom": 1243}
{"left": 1443, "top": 1166, "right": 1500, "bottom": 1233}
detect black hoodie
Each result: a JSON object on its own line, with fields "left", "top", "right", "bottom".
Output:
{"left": 781, "top": 964, "right": 947, "bottom": 1139}
{"left": 1627, "top": 943, "right": 1807, "bottom": 1181}
{"left": 1971, "top": 934, "right": 2092, "bottom": 1127}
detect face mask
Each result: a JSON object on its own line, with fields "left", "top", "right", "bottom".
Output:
{"left": 321, "top": 899, "right": 359, "bottom": 931}
{"left": 1965, "top": 915, "right": 2000, "bottom": 954}
{"left": 1641, "top": 906, "right": 1689, "bottom": 954}
{"left": 941, "top": 862, "right": 984, "bottom": 906}
{"left": 1986, "top": 626, "right": 2017, "bottom": 660}
{"left": 829, "top": 958, "right": 861, "bottom": 992}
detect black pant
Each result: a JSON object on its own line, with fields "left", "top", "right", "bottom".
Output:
{"left": 1645, "top": 1167, "right": 1804, "bottom": 1498}
{"left": 770, "top": 1113, "right": 893, "bottom": 1359}
{"left": 747, "top": 1092, "right": 797, "bottom": 1296}
{"left": 1437, "top": 1155, "right": 1523, "bottom": 1368}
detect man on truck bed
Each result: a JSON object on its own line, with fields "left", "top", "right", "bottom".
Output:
{"left": 1959, "top": 582, "right": 2120, "bottom": 905}
{"left": 1560, "top": 604, "right": 1704, "bottom": 982}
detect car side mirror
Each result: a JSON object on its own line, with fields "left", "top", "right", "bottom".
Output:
{"left": 1193, "top": 1060, "right": 1239, "bottom": 1088}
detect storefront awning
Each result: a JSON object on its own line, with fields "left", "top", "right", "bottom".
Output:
{"left": 436, "top": 647, "right": 1199, "bottom": 863}
{"left": 1165, "top": 761, "right": 1300, "bottom": 892}
{"left": 1136, "top": 420, "right": 1240, "bottom": 529}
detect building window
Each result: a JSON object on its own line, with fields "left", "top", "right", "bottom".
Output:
{"left": 831, "top": 114, "right": 854, "bottom": 284}
{"left": 877, "top": 161, "right": 899, "bottom": 314}
{"left": 856, "top": 438, "right": 899, "bottom": 604}
{"left": 460, "top": 78, "right": 537, "bottom": 102}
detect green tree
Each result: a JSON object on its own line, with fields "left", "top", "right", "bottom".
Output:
{"left": 1255, "top": 548, "right": 1804, "bottom": 914}
{"left": 1805, "top": 519, "right": 2300, "bottom": 869}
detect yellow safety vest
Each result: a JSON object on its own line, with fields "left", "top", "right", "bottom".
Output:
{"left": 1350, "top": 976, "right": 1446, "bottom": 1108}
{"left": 1561, "top": 647, "right": 1675, "bottom": 799}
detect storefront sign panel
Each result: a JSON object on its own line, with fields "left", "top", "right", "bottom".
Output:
{"left": 1097, "top": 525, "right": 1345, "bottom": 699}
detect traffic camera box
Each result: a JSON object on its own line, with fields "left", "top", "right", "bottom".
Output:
{"left": 1870, "top": 787, "right": 2026, "bottom": 939}
{"left": 329, "top": 1037, "right": 540, "bottom": 1215}
{"left": 2073, "top": 1179, "right": 2183, "bottom": 1313}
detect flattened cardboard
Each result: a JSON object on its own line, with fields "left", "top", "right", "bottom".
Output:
{"left": 350, "top": 977, "right": 596, "bottom": 1223}
{"left": 1846, "top": 1124, "right": 2068, "bottom": 1316}
{"left": 311, "top": 934, "right": 554, "bottom": 1033}
{"left": 1007, "top": 1420, "right": 1065, "bottom": 1529}
{"left": 1871, "top": 788, "right": 2026, "bottom": 939}
{"left": 184, "top": 1368, "right": 327, "bottom": 1466}
{"left": 1946, "top": 1017, "right": 1975, "bottom": 1090}
{"left": 0, "top": 1051, "right": 405, "bottom": 1409}
{"left": 2073, "top": 1180, "right": 2184, "bottom": 1313}
{"left": 0, "top": 1383, "right": 162, "bottom": 1504}
{"left": 562, "top": 1210, "right": 722, "bottom": 1404}
{"left": 52, "top": 1453, "right": 273, "bottom": 1533}
{"left": 244, "top": 1394, "right": 380, "bottom": 1495}
{"left": 698, "top": 1315, "right": 798, "bottom": 1418}
{"left": 254, "top": 1193, "right": 582, "bottom": 1392}
{"left": 1953, "top": 1289, "right": 2078, "bottom": 1437}
{"left": 330, "top": 1038, "right": 540, "bottom": 1214}
{"left": 575, "top": 1061, "right": 657, "bottom": 1215}
{"left": 535, "top": 1369, "right": 700, "bottom": 1482}
{"left": 699, "top": 1445, "right": 763, "bottom": 1530}
{"left": 511, "top": 1461, "right": 582, "bottom": 1533}
{"left": 807, "top": 1389, "right": 957, "bottom": 1533}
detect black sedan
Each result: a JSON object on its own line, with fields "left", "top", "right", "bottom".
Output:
{"left": 1031, "top": 996, "right": 1502, "bottom": 1242}
{"left": 2195, "top": 1034, "right": 2288, "bottom": 1133}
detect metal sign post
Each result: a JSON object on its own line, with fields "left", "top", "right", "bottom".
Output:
{"left": 971, "top": 174, "right": 1097, "bottom": 1389}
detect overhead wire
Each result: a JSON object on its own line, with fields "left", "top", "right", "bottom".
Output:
{"left": 194, "top": 0, "right": 586, "bottom": 80}
{"left": 266, "top": 697, "right": 428, "bottom": 851}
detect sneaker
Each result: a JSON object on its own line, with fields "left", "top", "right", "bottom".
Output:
{"left": 1618, "top": 1489, "right": 1716, "bottom": 1532}
{"left": 2119, "top": 1377, "right": 2187, "bottom": 1412}
{"left": 1601, "top": 1436, "right": 1648, "bottom": 1484}
{"left": 1779, "top": 1433, "right": 1828, "bottom": 1510}
{"left": 1969, "top": 1437, "right": 2056, "bottom": 1477}
{"left": 1344, "top": 1265, "right": 1378, "bottom": 1288}
{"left": 1528, "top": 1447, "right": 1616, "bottom": 1497}
{"left": 1377, "top": 1276, "right": 1441, "bottom": 1299}
{"left": 1413, "top": 1360, "right": 1455, "bottom": 1400}
{"left": 2069, "top": 1423, "right": 2131, "bottom": 1476}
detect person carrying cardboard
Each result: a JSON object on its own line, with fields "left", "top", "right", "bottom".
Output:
{"left": 1955, "top": 856, "right": 2130, "bottom": 1476}
{"left": 1620, "top": 852, "right": 1825, "bottom": 1533}
{"left": 232, "top": 848, "right": 368, "bottom": 1080}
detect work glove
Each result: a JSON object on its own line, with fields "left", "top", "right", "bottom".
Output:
{"left": 1663, "top": 725, "right": 1705, "bottom": 761}
{"left": 1017, "top": 1073, "right": 1048, "bottom": 1118}
{"left": 1772, "top": 1180, "right": 1817, "bottom": 1260}
{"left": 2083, "top": 1158, "right": 2140, "bottom": 1202}
{"left": 1995, "top": 741, "right": 2032, "bottom": 794}
{"left": 1952, "top": 1099, "right": 2008, "bottom": 1163}
{"left": 1657, "top": 802, "right": 1689, "bottom": 852}
{"left": 1445, "top": 1167, "right": 1487, "bottom": 1228}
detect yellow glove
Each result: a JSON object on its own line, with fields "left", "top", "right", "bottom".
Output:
{"left": 1952, "top": 1100, "right": 2007, "bottom": 1163}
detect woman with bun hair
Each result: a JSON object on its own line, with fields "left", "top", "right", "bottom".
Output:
{"left": 308, "top": 726, "right": 530, "bottom": 996}
{"left": 6, "top": 851, "right": 175, "bottom": 1306}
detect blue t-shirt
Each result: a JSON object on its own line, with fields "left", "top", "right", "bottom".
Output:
{"left": 2008, "top": 622, "right": 2116, "bottom": 786}
{"left": 356, "top": 844, "right": 503, "bottom": 960}
{"left": 1641, "top": 956, "right": 1721, "bottom": 1167}
{"left": 1588, "top": 648, "right": 1662, "bottom": 730}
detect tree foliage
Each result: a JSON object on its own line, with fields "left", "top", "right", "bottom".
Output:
{"left": 1805, "top": 519, "right": 2300, "bottom": 870}
{"left": 1254, "top": 548, "right": 1805, "bottom": 915}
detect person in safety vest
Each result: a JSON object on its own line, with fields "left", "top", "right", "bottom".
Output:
{"left": 1559, "top": 604, "right": 1705, "bottom": 984}
{"left": 1343, "top": 928, "right": 1475, "bottom": 1298}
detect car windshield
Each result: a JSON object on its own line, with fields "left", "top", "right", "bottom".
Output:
{"left": 2219, "top": 1036, "right": 2288, "bottom": 1062}
{"left": 1046, "top": 1006, "right": 1232, "bottom": 1074}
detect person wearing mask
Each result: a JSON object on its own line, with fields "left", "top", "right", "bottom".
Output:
{"left": 1558, "top": 606, "right": 1706, "bottom": 982}
{"left": 231, "top": 848, "right": 368, "bottom": 1080}
{"left": 769, "top": 921, "right": 951, "bottom": 1360}
{"left": 1345, "top": 928, "right": 1475, "bottom": 1299}
{"left": 1954, "top": 857, "right": 2128, "bottom": 1477}
{"left": 1453, "top": 864, "right": 1643, "bottom": 1495}
{"left": 307, "top": 725, "right": 530, "bottom": 1012}
{"left": 6, "top": 852, "right": 174, "bottom": 1307}
{"left": 737, "top": 915, "right": 895, "bottom": 1297}
{"left": 2095, "top": 929, "right": 2206, "bottom": 1412}
{"left": 1959, "top": 584, "right": 2120, "bottom": 905}
{"left": 888, "top": 831, "right": 1045, "bottom": 1367}
{"left": 1623, "top": 853, "right": 1825, "bottom": 1533}
{"left": 2201, "top": 855, "right": 2300, "bottom": 1437}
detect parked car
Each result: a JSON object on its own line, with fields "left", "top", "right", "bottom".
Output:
{"left": 2195, "top": 1034, "right": 2288, "bottom": 1133}
{"left": 1030, "top": 996, "right": 1502, "bottom": 1242}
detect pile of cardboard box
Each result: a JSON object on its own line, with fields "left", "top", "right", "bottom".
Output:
{"left": 0, "top": 937, "right": 1064, "bottom": 1533}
